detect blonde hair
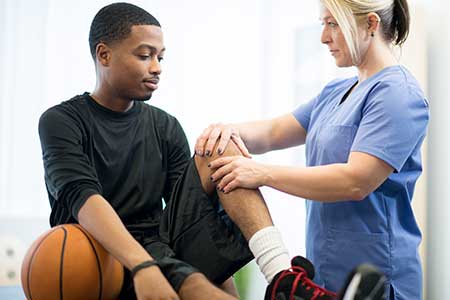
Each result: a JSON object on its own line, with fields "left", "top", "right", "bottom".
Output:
{"left": 321, "top": 0, "right": 410, "bottom": 65}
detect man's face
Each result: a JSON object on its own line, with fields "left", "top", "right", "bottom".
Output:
{"left": 105, "top": 25, "right": 165, "bottom": 101}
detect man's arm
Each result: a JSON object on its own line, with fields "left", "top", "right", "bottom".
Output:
{"left": 78, "top": 194, "right": 179, "bottom": 300}
{"left": 78, "top": 194, "right": 152, "bottom": 270}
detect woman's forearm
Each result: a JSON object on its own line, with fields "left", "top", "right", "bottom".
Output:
{"left": 262, "top": 163, "right": 368, "bottom": 202}
{"left": 235, "top": 119, "right": 274, "bottom": 154}
{"left": 237, "top": 114, "right": 306, "bottom": 154}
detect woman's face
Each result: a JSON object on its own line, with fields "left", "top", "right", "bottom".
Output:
{"left": 320, "top": 8, "right": 354, "bottom": 67}
{"left": 320, "top": 7, "right": 375, "bottom": 68}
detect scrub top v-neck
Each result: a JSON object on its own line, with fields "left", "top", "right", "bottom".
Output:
{"left": 292, "top": 65, "right": 429, "bottom": 299}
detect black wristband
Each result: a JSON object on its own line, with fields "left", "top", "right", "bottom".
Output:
{"left": 131, "top": 260, "right": 159, "bottom": 278}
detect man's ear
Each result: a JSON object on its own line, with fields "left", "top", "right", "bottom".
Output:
{"left": 95, "top": 42, "right": 112, "bottom": 66}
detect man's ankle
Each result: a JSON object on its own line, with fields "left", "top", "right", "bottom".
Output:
{"left": 249, "top": 226, "right": 291, "bottom": 282}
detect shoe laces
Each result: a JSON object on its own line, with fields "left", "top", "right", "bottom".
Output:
{"left": 271, "top": 266, "right": 337, "bottom": 300}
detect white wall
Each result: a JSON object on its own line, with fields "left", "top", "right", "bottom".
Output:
{"left": 397, "top": 3, "right": 429, "bottom": 296}
{"left": 426, "top": 0, "right": 450, "bottom": 298}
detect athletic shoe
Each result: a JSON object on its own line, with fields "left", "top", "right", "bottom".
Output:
{"left": 338, "top": 264, "right": 387, "bottom": 300}
{"left": 265, "top": 256, "right": 337, "bottom": 300}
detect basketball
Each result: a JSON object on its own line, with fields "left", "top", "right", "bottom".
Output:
{"left": 21, "top": 224, "right": 124, "bottom": 300}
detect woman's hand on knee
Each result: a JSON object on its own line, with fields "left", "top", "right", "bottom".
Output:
{"left": 195, "top": 123, "right": 250, "bottom": 158}
{"left": 210, "top": 156, "right": 267, "bottom": 193}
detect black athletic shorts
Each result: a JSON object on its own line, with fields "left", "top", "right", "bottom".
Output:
{"left": 120, "top": 158, "right": 253, "bottom": 299}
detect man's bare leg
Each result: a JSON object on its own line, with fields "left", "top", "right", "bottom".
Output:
{"left": 178, "top": 273, "right": 237, "bottom": 300}
{"left": 194, "top": 142, "right": 273, "bottom": 240}
{"left": 194, "top": 141, "right": 291, "bottom": 283}
{"left": 218, "top": 277, "right": 239, "bottom": 297}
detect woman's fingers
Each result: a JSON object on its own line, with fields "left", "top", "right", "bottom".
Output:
{"left": 216, "top": 127, "right": 232, "bottom": 155}
{"left": 195, "top": 125, "right": 214, "bottom": 156}
{"left": 231, "top": 134, "right": 251, "bottom": 158}
{"left": 195, "top": 123, "right": 250, "bottom": 157}
{"left": 210, "top": 157, "right": 236, "bottom": 181}
{"left": 209, "top": 156, "right": 235, "bottom": 169}
{"left": 217, "top": 171, "right": 237, "bottom": 192}
{"left": 204, "top": 125, "right": 222, "bottom": 156}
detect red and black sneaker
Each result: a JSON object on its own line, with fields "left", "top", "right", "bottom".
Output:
{"left": 265, "top": 256, "right": 337, "bottom": 300}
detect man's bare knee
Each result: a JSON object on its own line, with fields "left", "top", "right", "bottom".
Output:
{"left": 194, "top": 140, "right": 243, "bottom": 194}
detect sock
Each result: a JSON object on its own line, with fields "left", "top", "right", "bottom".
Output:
{"left": 248, "top": 226, "right": 291, "bottom": 283}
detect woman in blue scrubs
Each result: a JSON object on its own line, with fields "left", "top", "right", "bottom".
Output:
{"left": 195, "top": 0, "right": 428, "bottom": 299}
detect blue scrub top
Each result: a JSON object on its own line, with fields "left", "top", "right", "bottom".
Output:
{"left": 293, "top": 65, "right": 429, "bottom": 300}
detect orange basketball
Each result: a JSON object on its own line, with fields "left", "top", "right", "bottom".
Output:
{"left": 21, "top": 224, "right": 124, "bottom": 300}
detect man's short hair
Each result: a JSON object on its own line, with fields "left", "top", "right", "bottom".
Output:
{"left": 89, "top": 2, "right": 161, "bottom": 60}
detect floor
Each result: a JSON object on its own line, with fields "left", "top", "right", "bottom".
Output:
{"left": 0, "top": 285, "right": 25, "bottom": 300}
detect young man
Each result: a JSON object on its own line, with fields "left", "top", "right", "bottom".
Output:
{"left": 39, "top": 2, "right": 374, "bottom": 300}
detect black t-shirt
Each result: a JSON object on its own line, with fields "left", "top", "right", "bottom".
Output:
{"left": 38, "top": 93, "right": 190, "bottom": 233}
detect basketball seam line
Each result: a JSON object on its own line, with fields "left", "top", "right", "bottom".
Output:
{"left": 26, "top": 226, "right": 62, "bottom": 300}
{"left": 60, "top": 227, "right": 68, "bottom": 300}
{"left": 74, "top": 224, "right": 103, "bottom": 300}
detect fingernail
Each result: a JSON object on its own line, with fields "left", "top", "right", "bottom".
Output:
{"left": 207, "top": 163, "right": 211, "bottom": 168}
{"left": 218, "top": 148, "right": 222, "bottom": 155}
{"left": 221, "top": 188, "right": 225, "bottom": 192}
{"left": 210, "top": 176, "right": 214, "bottom": 181}
{"left": 205, "top": 150, "right": 210, "bottom": 156}
{"left": 197, "top": 150, "right": 203, "bottom": 156}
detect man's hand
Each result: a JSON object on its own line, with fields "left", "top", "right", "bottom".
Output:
{"left": 133, "top": 266, "right": 179, "bottom": 300}
{"left": 195, "top": 123, "right": 251, "bottom": 158}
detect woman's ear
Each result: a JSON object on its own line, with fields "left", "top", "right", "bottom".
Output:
{"left": 367, "top": 12, "right": 381, "bottom": 36}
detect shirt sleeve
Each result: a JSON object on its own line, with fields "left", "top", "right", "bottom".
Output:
{"left": 161, "top": 116, "right": 191, "bottom": 204}
{"left": 292, "top": 95, "right": 319, "bottom": 132}
{"left": 38, "top": 107, "right": 102, "bottom": 219}
{"left": 350, "top": 81, "right": 429, "bottom": 171}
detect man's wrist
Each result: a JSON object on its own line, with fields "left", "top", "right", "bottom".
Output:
{"left": 131, "top": 260, "right": 159, "bottom": 278}
{"left": 123, "top": 247, "right": 154, "bottom": 270}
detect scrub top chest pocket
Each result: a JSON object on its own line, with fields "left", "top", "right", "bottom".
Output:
{"left": 315, "top": 124, "right": 357, "bottom": 164}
